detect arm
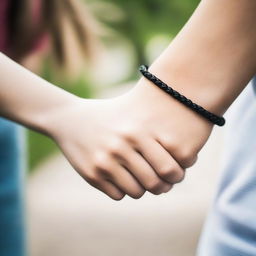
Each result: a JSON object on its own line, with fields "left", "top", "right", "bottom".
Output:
{"left": 128, "top": 0, "right": 256, "bottom": 167}
{"left": 150, "top": 0, "right": 256, "bottom": 115}
{"left": 0, "top": 53, "right": 76, "bottom": 134}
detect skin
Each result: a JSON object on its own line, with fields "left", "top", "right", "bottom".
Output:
{"left": 0, "top": 54, "right": 178, "bottom": 200}
{"left": 1, "top": 0, "right": 256, "bottom": 200}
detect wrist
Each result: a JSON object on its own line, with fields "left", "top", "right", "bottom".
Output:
{"left": 148, "top": 59, "right": 230, "bottom": 116}
{"left": 25, "top": 90, "right": 80, "bottom": 137}
{"left": 139, "top": 65, "right": 225, "bottom": 126}
{"left": 133, "top": 75, "right": 214, "bottom": 132}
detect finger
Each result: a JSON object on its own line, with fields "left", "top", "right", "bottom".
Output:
{"left": 91, "top": 179, "right": 126, "bottom": 201}
{"left": 136, "top": 137, "right": 185, "bottom": 183}
{"left": 74, "top": 153, "right": 126, "bottom": 201}
{"left": 117, "top": 146, "right": 173, "bottom": 195}
{"left": 157, "top": 136, "right": 198, "bottom": 169}
{"left": 106, "top": 162, "right": 146, "bottom": 199}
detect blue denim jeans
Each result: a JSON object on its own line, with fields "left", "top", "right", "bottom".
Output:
{"left": 197, "top": 78, "right": 256, "bottom": 255}
{"left": 0, "top": 118, "right": 26, "bottom": 256}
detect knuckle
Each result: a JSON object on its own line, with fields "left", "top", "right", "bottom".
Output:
{"left": 177, "top": 148, "right": 195, "bottom": 168}
{"left": 96, "top": 167, "right": 112, "bottom": 178}
{"left": 170, "top": 169, "right": 185, "bottom": 184}
{"left": 146, "top": 179, "right": 163, "bottom": 194}
{"left": 158, "top": 166, "right": 186, "bottom": 184}
{"left": 160, "top": 136, "right": 176, "bottom": 151}
{"left": 84, "top": 171, "right": 98, "bottom": 184}
{"left": 93, "top": 152, "right": 111, "bottom": 170}
{"left": 107, "top": 139, "right": 126, "bottom": 156}
{"left": 158, "top": 166, "right": 177, "bottom": 180}
{"left": 119, "top": 126, "right": 140, "bottom": 143}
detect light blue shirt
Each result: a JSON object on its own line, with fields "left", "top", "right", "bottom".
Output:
{"left": 197, "top": 78, "right": 256, "bottom": 255}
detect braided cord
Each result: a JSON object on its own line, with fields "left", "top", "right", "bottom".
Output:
{"left": 139, "top": 65, "right": 225, "bottom": 126}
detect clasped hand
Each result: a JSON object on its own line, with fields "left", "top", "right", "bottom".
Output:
{"left": 46, "top": 77, "right": 213, "bottom": 200}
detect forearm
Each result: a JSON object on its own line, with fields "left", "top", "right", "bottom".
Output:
{"left": 147, "top": 0, "right": 256, "bottom": 115}
{"left": 0, "top": 53, "right": 77, "bottom": 134}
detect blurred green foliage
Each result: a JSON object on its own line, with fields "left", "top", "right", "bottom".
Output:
{"left": 28, "top": 0, "right": 200, "bottom": 171}
{"left": 88, "top": 0, "right": 199, "bottom": 69}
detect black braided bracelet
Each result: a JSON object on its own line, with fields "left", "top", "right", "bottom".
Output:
{"left": 139, "top": 65, "right": 225, "bottom": 126}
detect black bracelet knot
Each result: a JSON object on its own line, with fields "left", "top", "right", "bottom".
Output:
{"left": 139, "top": 65, "right": 225, "bottom": 126}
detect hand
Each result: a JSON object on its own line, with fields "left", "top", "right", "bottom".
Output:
{"left": 127, "top": 76, "right": 214, "bottom": 172}
{"left": 44, "top": 95, "right": 184, "bottom": 200}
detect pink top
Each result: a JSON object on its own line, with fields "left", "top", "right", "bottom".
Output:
{"left": 0, "top": 0, "right": 47, "bottom": 56}
{"left": 0, "top": 0, "right": 10, "bottom": 52}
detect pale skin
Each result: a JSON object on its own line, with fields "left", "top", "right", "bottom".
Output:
{"left": 1, "top": 0, "right": 256, "bottom": 200}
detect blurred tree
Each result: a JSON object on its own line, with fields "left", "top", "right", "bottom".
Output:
{"left": 87, "top": 0, "right": 200, "bottom": 69}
